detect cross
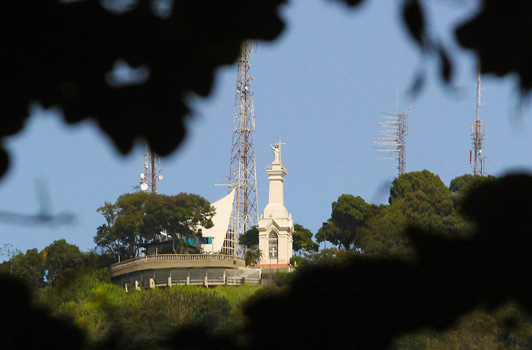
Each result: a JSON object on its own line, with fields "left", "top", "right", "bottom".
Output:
{"left": 270, "top": 246, "right": 277, "bottom": 258}
{"left": 274, "top": 138, "right": 286, "bottom": 162}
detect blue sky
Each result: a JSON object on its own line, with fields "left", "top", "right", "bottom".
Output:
{"left": 1, "top": 0, "right": 532, "bottom": 256}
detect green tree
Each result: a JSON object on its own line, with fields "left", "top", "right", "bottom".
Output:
{"left": 95, "top": 192, "right": 214, "bottom": 260}
{"left": 0, "top": 243, "right": 21, "bottom": 274}
{"left": 292, "top": 224, "right": 318, "bottom": 254}
{"left": 95, "top": 201, "right": 121, "bottom": 258}
{"left": 146, "top": 192, "right": 214, "bottom": 242}
{"left": 389, "top": 170, "right": 449, "bottom": 205}
{"left": 316, "top": 195, "right": 378, "bottom": 250}
{"left": 357, "top": 204, "right": 412, "bottom": 258}
{"left": 240, "top": 226, "right": 259, "bottom": 249}
{"left": 357, "top": 171, "right": 478, "bottom": 258}
{"left": 240, "top": 227, "right": 262, "bottom": 266}
{"left": 449, "top": 174, "right": 497, "bottom": 234}
{"left": 5, "top": 249, "right": 46, "bottom": 289}
{"left": 44, "top": 239, "right": 85, "bottom": 286}
{"left": 389, "top": 170, "right": 466, "bottom": 235}
{"left": 243, "top": 246, "right": 262, "bottom": 267}
{"left": 293, "top": 247, "right": 361, "bottom": 268}
{"left": 449, "top": 174, "right": 497, "bottom": 196}
{"left": 113, "top": 191, "right": 153, "bottom": 258}
{"left": 450, "top": 174, "right": 482, "bottom": 195}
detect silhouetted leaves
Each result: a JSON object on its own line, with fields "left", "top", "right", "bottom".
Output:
{"left": 402, "top": 0, "right": 426, "bottom": 47}
{"left": 407, "top": 67, "right": 426, "bottom": 98}
{"left": 2, "top": 0, "right": 532, "bottom": 180}
{"left": 328, "top": 0, "right": 365, "bottom": 7}
{"left": 0, "top": 275, "right": 85, "bottom": 349}
{"left": 400, "top": 1, "right": 457, "bottom": 89}
{"left": 456, "top": 0, "right": 532, "bottom": 93}
{"left": 437, "top": 44, "right": 453, "bottom": 84}
{"left": 165, "top": 326, "right": 236, "bottom": 350}
{"left": 0, "top": 0, "right": 287, "bottom": 176}
{"left": 4, "top": 1, "right": 532, "bottom": 349}
{"left": 0, "top": 147, "right": 8, "bottom": 179}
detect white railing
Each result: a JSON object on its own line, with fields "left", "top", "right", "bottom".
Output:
{"left": 111, "top": 254, "right": 243, "bottom": 270}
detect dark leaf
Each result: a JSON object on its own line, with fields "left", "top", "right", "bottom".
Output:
{"left": 0, "top": 147, "right": 8, "bottom": 179}
{"left": 437, "top": 44, "right": 453, "bottom": 84}
{"left": 328, "top": 0, "right": 365, "bottom": 7}
{"left": 408, "top": 67, "right": 426, "bottom": 97}
{"left": 0, "top": 0, "right": 287, "bottom": 176}
{"left": 402, "top": 0, "right": 426, "bottom": 47}
{"left": 455, "top": 1, "right": 532, "bottom": 92}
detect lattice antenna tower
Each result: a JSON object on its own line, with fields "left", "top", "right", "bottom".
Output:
{"left": 140, "top": 144, "right": 163, "bottom": 193}
{"left": 471, "top": 67, "right": 486, "bottom": 175}
{"left": 375, "top": 97, "right": 409, "bottom": 176}
{"left": 224, "top": 41, "right": 259, "bottom": 256}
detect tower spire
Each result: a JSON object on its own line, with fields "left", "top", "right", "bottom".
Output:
{"left": 471, "top": 64, "right": 485, "bottom": 175}
{"left": 224, "top": 41, "right": 259, "bottom": 256}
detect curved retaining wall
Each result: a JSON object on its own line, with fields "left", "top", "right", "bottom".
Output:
{"left": 110, "top": 254, "right": 246, "bottom": 278}
{"left": 109, "top": 254, "right": 257, "bottom": 290}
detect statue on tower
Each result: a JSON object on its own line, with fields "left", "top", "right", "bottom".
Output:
{"left": 271, "top": 139, "right": 285, "bottom": 163}
{"left": 271, "top": 144, "right": 280, "bottom": 162}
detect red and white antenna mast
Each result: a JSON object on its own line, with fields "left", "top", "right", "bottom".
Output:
{"left": 224, "top": 41, "right": 259, "bottom": 256}
{"left": 471, "top": 66, "right": 485, "bottom": 176}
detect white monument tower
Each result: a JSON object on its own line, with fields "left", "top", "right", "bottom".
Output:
{"left": 257, "top": 141, "right": 294, "bottom": 268}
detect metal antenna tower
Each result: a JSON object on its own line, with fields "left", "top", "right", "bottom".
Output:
{"left": 224, "top": 41, "right": 259, "bottom": 256}
{"left": 140, "top": 144, "right": 163, "bottom": 193}
{"left": 471, "top": 67, "right": 485, "bottom": 175}
{"left": 375, "top": 97, "right": 409, "bottom": 176}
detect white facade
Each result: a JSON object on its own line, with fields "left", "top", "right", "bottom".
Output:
{"left": 257, "top": 147, "right": 294, "bottom": 267}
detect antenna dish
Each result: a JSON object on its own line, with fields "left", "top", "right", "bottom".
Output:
{"left": 158, "top": 175, "right": 163, "bottom": 180}
{"left": 140, "top": 173, "right": 145, "bottom": 180}
{"left": 140, "top": 183, "right": 148, "bottom": 191}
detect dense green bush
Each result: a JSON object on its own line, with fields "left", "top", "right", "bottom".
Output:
{"left": 35, "top": 273, "right": 261, "bottom": 349}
